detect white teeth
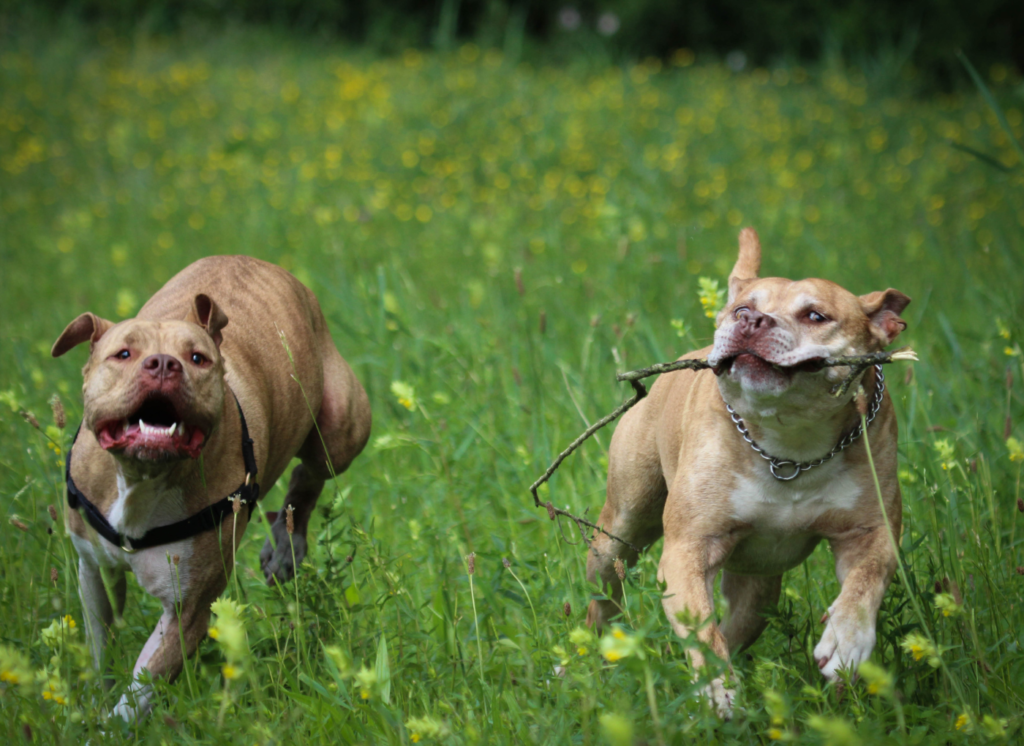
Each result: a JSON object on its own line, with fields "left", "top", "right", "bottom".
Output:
{"left": 168, "top": 422, "right": 177, "bottom": 437}
{"left": 139, "top": 421, "right": 176, "bottom": 437}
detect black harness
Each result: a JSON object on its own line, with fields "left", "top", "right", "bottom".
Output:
{"left": 65, "top": 396, "right": 259, "bottom": 553}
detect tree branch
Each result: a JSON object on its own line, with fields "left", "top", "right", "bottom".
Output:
{"left": 530, "top": 347, "right": 916, "bottom": 552}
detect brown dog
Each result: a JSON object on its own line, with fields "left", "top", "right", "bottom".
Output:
{"left": 52, "top": 256, "right": 371, "bottom": 720}
{"left": 586, "top": 229, "right": 909, "bottom": 715}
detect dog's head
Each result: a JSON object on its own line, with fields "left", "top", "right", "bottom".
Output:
{"left": 708, "top": 228, "right": 909, "bottom": 413}
{"left": 52, "top": 295, "right": 229, "bottom": 464}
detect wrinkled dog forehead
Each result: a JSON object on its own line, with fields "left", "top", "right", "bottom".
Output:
{"left": 732, "top": 278, "right": 863, "bottom": 318}
{"left": 93, "top": 320, "right": 215, "bottom": 359}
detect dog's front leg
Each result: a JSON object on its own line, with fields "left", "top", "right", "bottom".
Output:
{"left": 659, "top": 533, "right": 736, "bottom": 717}
{"left": 111, "top": 596, "right": 216, "bottom": 722}
{"left": 814, "top": 524, "right": 898, "bottom": 681}
{"left": 77, "top": 555, "right": 115, "bottom": 671}
{"left": 72, "top": 539, "right": 127, "bottom": 682}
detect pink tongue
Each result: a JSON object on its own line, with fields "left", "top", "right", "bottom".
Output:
{"left": 98, "top": 429, "right": 118, "bottom": 449}
{"left": 179, "top": 428, "right": 205, "bottom": 458}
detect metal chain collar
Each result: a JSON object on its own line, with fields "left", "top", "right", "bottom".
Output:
{"left": 723, "top": 364, "right": 885, "bottom": 481}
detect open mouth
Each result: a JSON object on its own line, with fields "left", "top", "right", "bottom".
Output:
{"left": 95, "top": 394, "right": 206, "bottom": 460}
{"left": 714, "top": 352, "right": 826, "bottom": 377}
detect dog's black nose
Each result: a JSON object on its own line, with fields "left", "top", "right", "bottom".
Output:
{"left": 737, "top": 309, "right": 775, "bottom": 335}
{"left": 142, "top": 354, "right": 182, "bottom": 380}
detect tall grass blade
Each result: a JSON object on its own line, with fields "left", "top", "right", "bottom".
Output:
{"left": 956, "top": 50, "right": 1024, "bottom": 168}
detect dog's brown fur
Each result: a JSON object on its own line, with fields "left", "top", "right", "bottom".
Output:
{"left": 585, "top": 229, "right": 909, "bottom": 714}
{"left": 53, "top": 255, "right": 371, "bottom": 719}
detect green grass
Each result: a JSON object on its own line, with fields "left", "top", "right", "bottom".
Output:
{"left": 2, "top": 22, "right": 1024, "bottom": 745}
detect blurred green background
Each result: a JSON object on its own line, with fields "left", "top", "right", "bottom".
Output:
{"left": 3, "top": 0, "right": 1022, "bottom": 87}
{"left": 1, "top": 5, "right": 1024, "bottom": 745}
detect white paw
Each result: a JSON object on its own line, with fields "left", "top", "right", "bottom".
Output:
{"left": 701, "top": 678, "right": 736, "bottom": 719}
{"left": 813, "top": 610, "right": 876, "bottom": 681}
{"left": 110, "top": 679, "right": 155, "bottom": 723}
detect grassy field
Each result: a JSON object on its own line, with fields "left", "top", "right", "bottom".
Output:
{"left": 2, "top": 23, "right": 1024, "bottom": 745}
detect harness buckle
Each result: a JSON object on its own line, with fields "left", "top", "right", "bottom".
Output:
{"left": 120, "top": 537, "right": 138, "bottom": 554}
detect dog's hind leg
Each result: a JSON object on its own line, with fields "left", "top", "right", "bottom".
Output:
{"left": 720, "top": 571, "right": 782, "bottom": 653}
{"left": 586, "top": 399, "right": 666, "bottom": 632}
{"left": 260, "top": 340, "right": 371, "bottom": 584}
{"left": 260, "top": 464, "right": 324, "bottom": 584}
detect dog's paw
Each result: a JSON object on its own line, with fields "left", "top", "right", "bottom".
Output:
{"left": 110, "top": 682, "right": 154, "bottom": 723}
{"left": 701, "top": 678, "right": 736, "bottom": 719}
{"left": 259, "top": 520, "right": 308, "bottom": 585}
{"left": 813, "top": 608, "right": 876, "bottom": 681}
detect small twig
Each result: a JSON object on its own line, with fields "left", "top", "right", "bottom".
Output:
{"left": 614, "top": 357, "right": 713, "bottom": 382}
{"left": 530, "top": 379, "right": 647, "bottom": 553}
{"left": 530, "top": 347, "right": 917, "bottom": 552}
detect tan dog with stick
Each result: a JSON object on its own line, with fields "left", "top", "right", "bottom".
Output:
{"left": 52, "top": 255, "right": 371, "bottom": 720}
{"left": 585, "top": 229, "right": 910, "bottom": 715}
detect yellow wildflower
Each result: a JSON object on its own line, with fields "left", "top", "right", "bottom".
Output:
{"left": 900, "top": 632, "right": 940, "bottom": 667}
{"left": 1008, "top": 437, "right": 1024, "bottom": 463}
{"left": 41, "top": 615, "right": 78, "bottom": 650}
{"left": 807, "top": 714, "right": 859, "bottom": 745}
{"left": 933, "top": 439, "right": 955, "bottom": 471}
{"left": 764, "top": 688, "right": 789, "bottom": 725}
{"left": 934, "top": 593, "right": 962, "bottom": 618}
{"left": 598, "top": 713, "right": 633, "bottom": 746}
{"left": 390, "top": 381, "right": 417, "bottom": 411}
{"left": 858, "top": 660, "right": 893, "bottom": 696}
{"left": 38, "top": 672, "right": 69, "bottom": 706}
{"left": 208, "top": 598, "right": 248, "bottom": 674}
{"left": 997, "top": 318, "right": 1011, "bottom": 340}
{"left": 405, "top": 715, "right": 449, "bottom": 741}
{"left": 0, "top": 645, "right": 34, "bottom": 688}
{"left": 354, "top": 665, "right": 377, "bottom": 700}
{"left": 599, "top": 626, "right": 640, "bottom": 663}
{"left": 568, "top": 626, "right": 594, "bottom": 656}
{"left": 324, "top": 645, "right": 353, "bottom": 678}
{"left": 697, "top": 277, "right": 726, "bottom": 320}
{"left": 954, "top": 712, "right": 972, "bottom": 733}
{"left": 45, "top": 425, "right": 63, "bottom": 456}
{"left": 981, "top": 715, "right": 1007, "bottom": 739}
{"left": 552, "top": 644, "right": 570, "bottom": 667}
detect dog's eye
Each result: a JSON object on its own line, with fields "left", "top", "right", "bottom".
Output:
{"left": 114, "top": 349, "right": 130, "bottom": 360}
{"left": 808, "top": 310, "right": 829, "bottom": 323}
{"left": 734, "top": 306, "right": 750, "bottom": 320}
{"left": 190, "top": 352, "right": 207, "bottom": 365}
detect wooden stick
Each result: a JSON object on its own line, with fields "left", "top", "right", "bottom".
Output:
{"left": 531, "top": 347, "right": 917, "bottom": 551}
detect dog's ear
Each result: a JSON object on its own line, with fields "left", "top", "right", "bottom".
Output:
{"left": 52, "top": 313, "right": 114, "bottom": 358}
{"left": 186, "top": 294, "right": 229, "bottom": 347}
{"left": 859, "top": 289, "right": 911, "bottom": 345}
{"left": 728, "top": 227, "right": 761, "bottom": 303}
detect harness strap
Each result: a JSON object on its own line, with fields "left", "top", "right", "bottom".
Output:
{"left": 65, "top": 394, "right": 258, "bottom": 553}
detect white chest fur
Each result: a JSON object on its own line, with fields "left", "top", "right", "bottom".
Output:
{"left": 723, "top": 459, "right": 861, "bottom": 576}
{"left": 729, "top": 458, "right": 860, "bottom": 527}
{"left": 110, "top": 472, "right": 187, "bottom": 540}
{"left": 70, "top": 470, "right": 196, "bottom": 605}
